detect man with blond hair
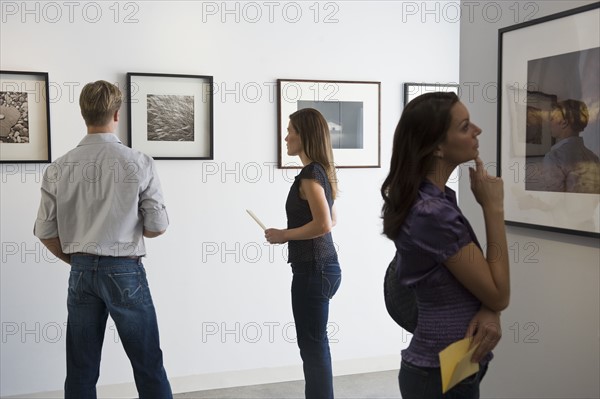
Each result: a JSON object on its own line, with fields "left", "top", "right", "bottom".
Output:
{"left": 34, "top": 80, "right": 172, "bottom": 398}
{"left": 543, "top": 99, "right": 600, "bottom": 194}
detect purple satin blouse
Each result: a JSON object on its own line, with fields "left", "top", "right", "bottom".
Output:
{"left": 394, "top": 180, "right": 492, "bottom": 367}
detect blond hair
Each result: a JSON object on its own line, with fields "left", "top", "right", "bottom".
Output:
{"left": 556, "top": 99, "right": 589, "bottom": 133}
{"left": 79, "top": 80, "right": 123, "bottom": 126}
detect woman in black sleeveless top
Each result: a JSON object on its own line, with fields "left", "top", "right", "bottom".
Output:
{"left": 266, "top": 108, "right": 341, "bottom": 399}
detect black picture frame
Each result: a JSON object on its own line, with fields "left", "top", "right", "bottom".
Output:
{"left": 277, "top": 79, "right": 381, "bottom": 168}
{"left": 0, "top": 70, "right": 51, "bottom": 163}
{"left": 497, "top": 3, "right": 600, "bottom": 238}
{"left": 127, "top": 72, "right": 214, "bottom": 160}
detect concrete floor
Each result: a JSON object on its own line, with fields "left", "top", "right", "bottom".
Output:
{"left": 173, "top": 370, "right": 400, "bottom": 399}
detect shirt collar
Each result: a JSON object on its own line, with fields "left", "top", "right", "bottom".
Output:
{"left": 77, "top": 133, "right": 122, "bottom": 147}
{"left": 551, "top": 135, "right": 581, "bottom": 151}
{"left": 420, "top": 179, "right": 457, "bottom": 203}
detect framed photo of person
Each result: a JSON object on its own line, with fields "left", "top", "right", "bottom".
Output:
{"left": 127, "top": 72, "right": 214, "bottom": 160}
{"left": 498, "top": 3, "right": 600, "bottom": 238}
{"left": 0, "top": 70, "right": 51, "bottom": 163}
{"left": 277, "top": 79, "right": 381, "bottom": 168}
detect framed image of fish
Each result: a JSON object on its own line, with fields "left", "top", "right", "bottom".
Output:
{"left": 0, "top": 70, "right": 51, "bottom": 163}
{"left": 277, "top": 79, "right": 381, "bottom": 168}
{"left": 498, "top": 3, "right": 600, "bottom": 238}
{"left": 127, "top": 73, "right": 213, "bottom": 160}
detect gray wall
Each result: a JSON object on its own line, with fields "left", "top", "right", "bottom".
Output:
{"left": 459, "top": 1, "right": 600, "bottom": 397}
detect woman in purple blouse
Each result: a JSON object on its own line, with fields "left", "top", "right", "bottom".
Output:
{"left": 381, "top": 92, "right": 510, "bottom": 398}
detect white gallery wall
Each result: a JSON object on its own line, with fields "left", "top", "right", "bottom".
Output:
{"left": 0, "top": 1, "right": 461, "bottom": 397}
{"left": 459, "top": 1, "right": 600, "bottom": 398}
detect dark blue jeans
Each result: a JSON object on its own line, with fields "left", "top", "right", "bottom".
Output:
{"left": 291, "top": 260, "right": 342, "bottom": 399}
{"left": 399, "top": 359, "right": 488, "bottom": 399}
{"left": 65, "top": 255, "right": 172, "bottom": 399}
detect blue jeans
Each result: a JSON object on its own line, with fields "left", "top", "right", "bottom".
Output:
{"left": 65, "top": 255, "right": 172, "bottom": 399}
{"left": 291, "top": 260, "right": 341, "bottom": 399}
{"left": 399, "top": 359, "right": 488, "bottom": 399}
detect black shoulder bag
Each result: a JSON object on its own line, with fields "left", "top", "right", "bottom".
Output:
{"left": 383, "top": 254, "right": 418, "bottom": 333}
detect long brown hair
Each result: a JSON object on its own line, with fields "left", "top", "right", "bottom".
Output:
{"left": 289, "top": 108, "right": 338, "bottom": 199}
{"left": 381, "top": 92, "right": 459, "bottom": 239}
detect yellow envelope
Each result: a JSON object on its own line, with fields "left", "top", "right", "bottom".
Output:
{"left": 438, "top": 337, "right": 480, "bottom": 393}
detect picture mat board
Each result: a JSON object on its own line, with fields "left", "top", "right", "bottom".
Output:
{"left": 0, "top": 72, "right": 49, "bottom": 162}
{"left": 279, "top": 80, "right": 380, "bottom": 168}
{"left": 129, "top": 74, "right": 211, "bottom": 158}
{"left": 500, "top": 6, "right": 600, "bottom": 235}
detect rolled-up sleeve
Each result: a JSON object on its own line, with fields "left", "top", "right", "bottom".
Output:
{"left": 139, "top": 159, "right": 169, "bottom": 232}
{"left": 33, "top": 167, "right": 59, "bottom": 239}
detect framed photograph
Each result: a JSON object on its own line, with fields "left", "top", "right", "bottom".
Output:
{"left": 277, "top": 79, "right": 381, "bottom": 168}
{"left": 0, "top": 71, "right": 51, "bottom": 163}
{"left": 403, "top": 82, "right": 459, "bottom": 106}
{"left": 127, "top": 73, "right": 213, "bottom": 160}
{"left": 498, "top": 3, "right": 600, "bottom": 238}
